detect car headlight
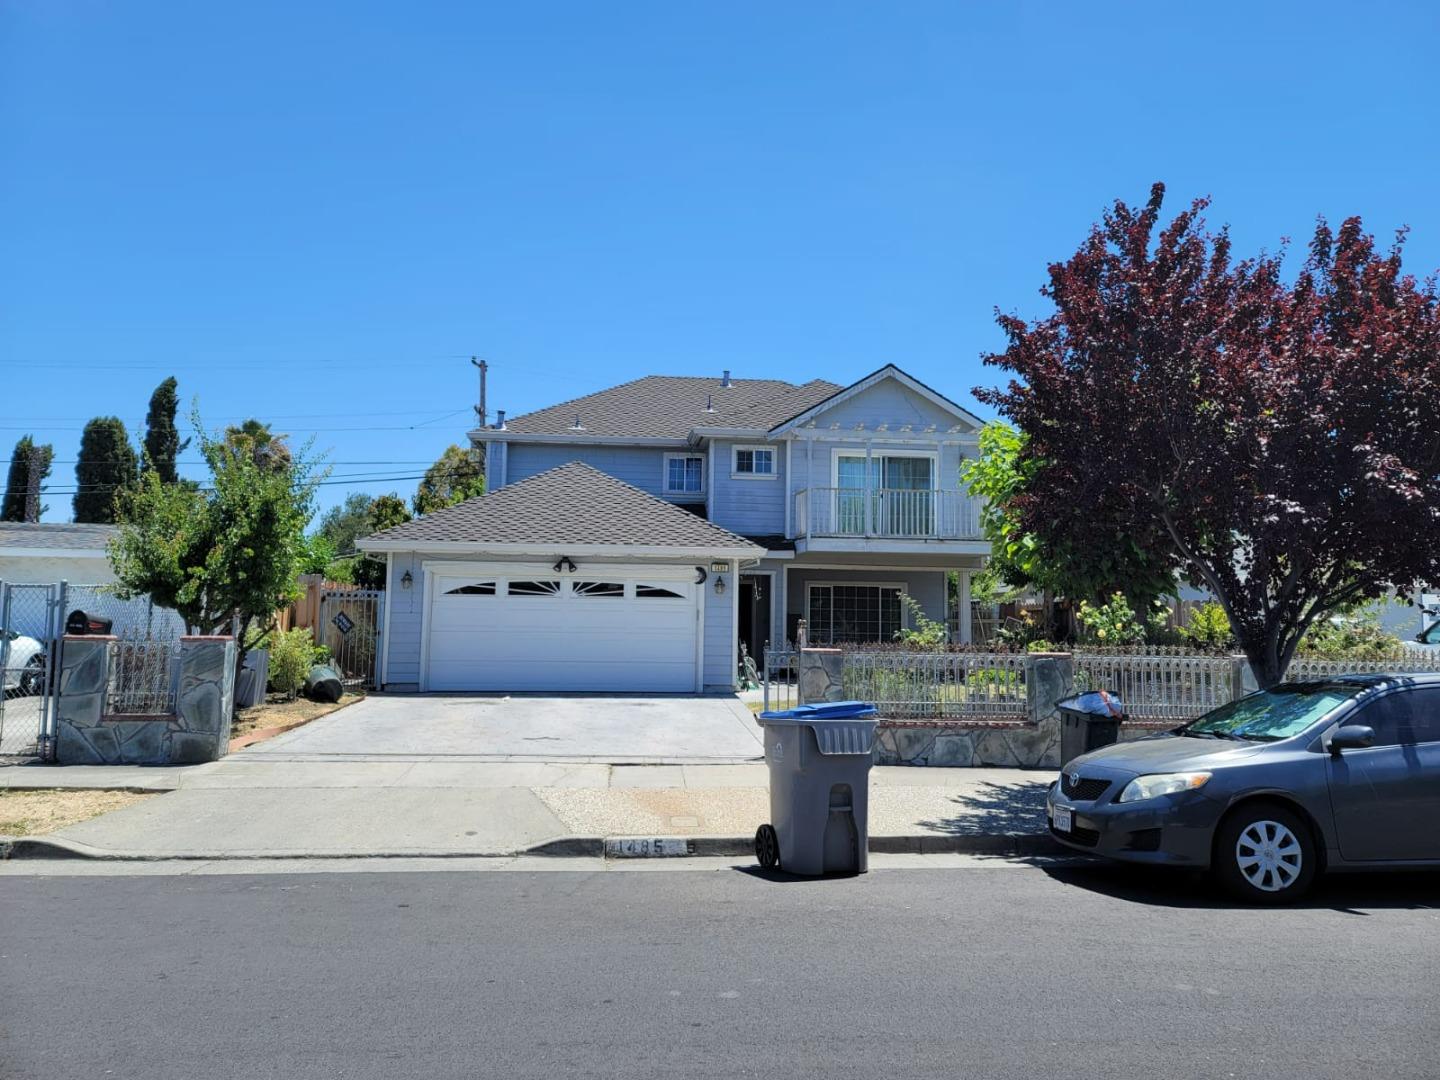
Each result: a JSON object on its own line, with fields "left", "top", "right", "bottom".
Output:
{"left": 1117, "top": 772, "right": 1212, "bottom": 803}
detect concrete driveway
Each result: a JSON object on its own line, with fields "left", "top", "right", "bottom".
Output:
{"left": 242, "top": 694, "right": 765, "bottom": 764}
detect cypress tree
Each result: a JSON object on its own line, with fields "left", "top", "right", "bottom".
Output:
{"left": 142, "top": 376, "right": 187, "bottom": 483}
{"left": 73, "top": 417, "right": 138, "bottom": 523}
{"left": 2, "top": 436, "right": 54, "bottom": 522}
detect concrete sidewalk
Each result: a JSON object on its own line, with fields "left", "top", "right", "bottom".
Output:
{"left": 1, "top": 759, "right": 1056, "bottom": 861}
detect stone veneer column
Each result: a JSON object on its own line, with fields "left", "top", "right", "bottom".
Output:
{"left": 796, "top": 648, "right": 845, "bottom": 705}
{"left": 54, "top": 636, "right": 114, "bottom": 765}
{"left": 1025, "top": 653, "right": 1074, "bottom": 725}
{"left": 171, "top": 636, "right": 238, "bottom": 764}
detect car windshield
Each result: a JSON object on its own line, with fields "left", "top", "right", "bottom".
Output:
{"left": 1184, "top": 684, "right": 1357, "bottom": 742}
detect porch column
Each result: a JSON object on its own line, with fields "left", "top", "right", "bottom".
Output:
{"left": 956, "top": 569, "right": 972, "bottom": 644}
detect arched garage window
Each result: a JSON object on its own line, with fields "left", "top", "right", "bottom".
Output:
{"left": 635, "top": 584, "right": 684, "bottom": 599}
{"left": 574, "top": 581, "right": 624, "bottom": 598}
{"left": 508, "top": 580, "right": 563, "bottom": 597}
{"left": 444, "top": 582, "right": 496, "bottom": 596}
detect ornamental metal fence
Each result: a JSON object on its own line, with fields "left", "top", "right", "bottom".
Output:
{"left": 1073, "top": 651, "right": 1240, "bottom": 722}
{"left": 840, "top": 650, "right": 1030, "bottom": 720}
{"left": 105, "top": 640, "right": 182, "bottom": 716}
{"left": 761, "top": 644, "right": 798, "bottom": 714}
{"left": 1285, "top": 651, "right": 1440, "bottom": 681}
{"left": 317, "top": 588, "right": 383, "bottom": 689}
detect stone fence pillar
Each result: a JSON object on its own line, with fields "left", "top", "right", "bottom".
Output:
{"left": 796, "top": 648, "right": 844, "bottom": 705}
{"left": 1024, "top": 653, "right": 1074, "bottom": 726}
{"left": 55, "top": 634, "right": 236, "bottom": 766}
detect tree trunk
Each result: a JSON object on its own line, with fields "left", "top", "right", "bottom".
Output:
{"left": 1242, "top": 633, "right": 1287, "bottom": 689}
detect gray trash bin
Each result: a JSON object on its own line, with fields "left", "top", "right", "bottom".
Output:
{"left": 755, "top": 701, "right": 878, "bottom": 876}
{"left": 1057, "top": 691, "right": 1124, "bottom": 767}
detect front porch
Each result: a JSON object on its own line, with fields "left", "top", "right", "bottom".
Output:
{"left": 737, "top": 552, "right": 987, "bottom": 663}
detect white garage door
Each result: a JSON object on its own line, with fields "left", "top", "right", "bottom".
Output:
{"left": 424, "top": 564, "right": 702, "bottom": 692}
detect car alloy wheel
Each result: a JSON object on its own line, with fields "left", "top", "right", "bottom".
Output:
{"left": 1235, "top": 819, "right": 1303, "bottom": 893}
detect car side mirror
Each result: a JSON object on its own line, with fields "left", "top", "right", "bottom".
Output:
{"left": 1329, "top": 725, "right": 1375, "bottom": 754}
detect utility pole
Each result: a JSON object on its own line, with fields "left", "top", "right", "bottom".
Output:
{"left": 471, "top": 357, "right": 488, "bottom": 429}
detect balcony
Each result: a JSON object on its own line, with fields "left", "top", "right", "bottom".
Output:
{"left": 793, "top": 487, "right": 984, "bottom": 541}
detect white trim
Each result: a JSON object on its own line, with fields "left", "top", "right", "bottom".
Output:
{"left": 418, "top": 566, "right": 436, "bottom": 692}
{"left": 662, "top": 451, "right": 706, "bottom": 496}
{"left": 360, "top": 539, "right": 764, "bottom": 558}
{"left": 957, "top": 569, "right": 972, "bottom": 644}
{"left": 784, "top": 440, "right": 794, "bottom": 538}
{"left": 420, "top": 558, "right": 703, "bottom": 581}
{"left": 730, "top": 444, "right": 778, "bottom": 480}
{"left": 768, "top": 365, "right": 985, "bottom": 434}
{"left": 380, "top": 552, "right": 395, "bottom": 687}
{"left": 791, "top": 561, "right": 982, "bottom": 571}
{"left": 795, "top": 537, "right": 989, "bottom": 556}
{"left": 705, "top": 441, "right": 715, "bottom": 519}
{"left": 729, "top": 558, "right": 740, "bottom": 691}
{"left": 829, "top": 446, "right": 939, "bottom": 489}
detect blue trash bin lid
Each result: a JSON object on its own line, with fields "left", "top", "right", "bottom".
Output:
{"left": 757, "top": 700, "right": 877, "bottom": 722}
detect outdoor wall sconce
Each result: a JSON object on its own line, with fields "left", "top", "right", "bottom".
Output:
{"left": 552, "top": 556, "right": 577, "bottom": 574}
{"left": 400, "top": 570, "right": 413, "bottom": 589}
{"left": 714, "top": 575, "right": 726, "bottom": 596}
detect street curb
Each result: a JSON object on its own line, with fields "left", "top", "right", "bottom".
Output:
{"left": 0, "top": 832, "right": 1062, "bottom": 862}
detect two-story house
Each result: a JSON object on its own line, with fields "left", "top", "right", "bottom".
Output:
{"left": 358, "top": 365, "right": 988, "bottom": 693}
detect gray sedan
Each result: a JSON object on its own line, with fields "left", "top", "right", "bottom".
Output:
{"left": 1046, "top": 674, "right": 1440, "bottom": 902}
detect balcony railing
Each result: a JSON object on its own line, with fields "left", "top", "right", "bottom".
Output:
{"left": 794, "top": 487, "right": 984, "bottom": 540}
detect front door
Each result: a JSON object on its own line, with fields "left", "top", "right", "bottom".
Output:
{"left": 1326, "top": 688, "right": 1440, "bottom": 861}
{"left": 738, "top": 575, "right": 772, "bottom": 666}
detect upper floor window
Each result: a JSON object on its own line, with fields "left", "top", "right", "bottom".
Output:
{"left": 732, "top": 446, "right": 776, "bottom": 478}
{"left": 664, "top": 454, "right": 705, "bottom": 494}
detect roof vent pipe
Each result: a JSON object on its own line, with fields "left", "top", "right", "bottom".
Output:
{"left": 495, "top": 410, "right": 506, "bottom": 430}
{"left": 721, "top": 369, "right": 732, "bottom": 388}
{"left": 705, "top": 394, "right": 714, "bottom": 412}
{"left": 572, "top": 413, "right": 584, "bottom": 430}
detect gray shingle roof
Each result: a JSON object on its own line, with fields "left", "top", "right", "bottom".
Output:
{"left": 495, "top": 375, "right": 844, "bottom": 439}
{"left": 359, "top": 462, "right": 760, "bottom": 551}
{"left": 0, "top": 522, "right": 117, "bottom": 551}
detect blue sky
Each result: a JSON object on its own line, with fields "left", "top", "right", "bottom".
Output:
{"left": 3, "top": 1, "right": 1438, "bottom": 522}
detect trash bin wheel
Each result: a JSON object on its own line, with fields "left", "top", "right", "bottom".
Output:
{"left": 755, "top": 824, "right": 780, "bottom": 869}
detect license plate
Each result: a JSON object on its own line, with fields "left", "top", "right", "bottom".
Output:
{"left": 1052, "top": 806, "right": 1074, "bottom": 833}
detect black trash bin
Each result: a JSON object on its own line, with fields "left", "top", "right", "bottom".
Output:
{"left": 754, "top": 701, "right": 878, "bottom": 876}
{"left": 1057, "top": 690, "right": 1124, "bottom": 767}
{"left": 65, "top": 610, "right": 113, "bottom": 636}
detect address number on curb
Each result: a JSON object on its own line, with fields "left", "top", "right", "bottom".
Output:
{"left": 605, "top": 837, "right": 698, "bottom": 858}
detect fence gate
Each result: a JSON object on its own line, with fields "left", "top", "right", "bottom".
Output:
{"left": 0, "top": 582, "right": 66, "bottom": 761}
{"left": 317, "top": 588, "right": 384, "bottom": 690}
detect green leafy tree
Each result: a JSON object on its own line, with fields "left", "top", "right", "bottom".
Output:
{"left": 2, "top": 436, "right": 54, "bottom": 522}
{"left": 142, "top": 377, "right": 189, "bottom": 483}
{"left": 413, "top": 445, "right": 485, "bottom": 515}
{"left": 351, "top": 493, "right": 412, "bottom": 588}
{"left": 315, "top": 492, "right": 375, "bottom": 555}
{"left": 962, "top": 421, "right": 1175, "bottom": 618}
{"left": 74, "top": 417, "right": 138, "bottom": 523}
{"left": 110, "top": 415, "right": 321, "bottom": 665}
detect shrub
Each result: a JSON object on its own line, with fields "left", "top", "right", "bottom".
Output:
{"left": 1076, "top": 592, "right": 1167, "bottom": 646}
{"left": 893, "top": 592, "right": 948, "bottom": 649}
{"left": 1025, "top": 639, "right": 1056, "bottom": 653}
{"left": 268, "top": 627, "right": 315, "bottom": 699}
{"left": 1299, "top": 609, "right": 1406, "bottom": 660}
{"left": 1180, "top": 601, "right": 1233, "bottom": 651}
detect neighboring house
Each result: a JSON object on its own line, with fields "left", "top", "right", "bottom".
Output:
{"left": 359, "top": 364, "right": 988, "bottom": 693}
{"left": 0, "top": 522, "right": 117, "bottom": 586}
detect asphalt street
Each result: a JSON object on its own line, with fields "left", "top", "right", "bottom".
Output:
{"left": 1, "top": 861, "right": 1436, "bottom": 1080}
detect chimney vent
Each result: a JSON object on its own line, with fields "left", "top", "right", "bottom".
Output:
{"left": 721, "top": 369, "right": 732, "bottom": 388}
{"left": 495, "top": 410, "right": 507, "bottom": 430}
